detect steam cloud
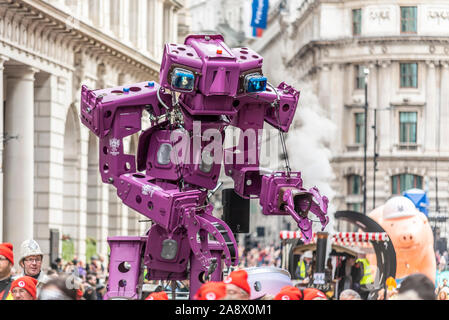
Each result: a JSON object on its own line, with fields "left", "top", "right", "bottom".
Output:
{"left": 269, "top": 71, "right": 337, "bottom": 234}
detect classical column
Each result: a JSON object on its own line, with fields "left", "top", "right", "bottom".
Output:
{"left": 34, "top": 74, "right": 66, "bottom": 269}
{"left": 425, "top": 61, "right": 437, "bottom": 152}
{"left": 172, "top": 6, "right": 179, "bottom": 43}
{"left": 103, "top": 0, "right": 111, "bottom": 32}
{"left": 0, "top": 55, "right": 9, "bottom": 242}
{"left": 154, "top": 0, "right": 164, "bottom": 59}
{"left": 129, "top": 0, "right": 139, "bottom": 46}
{"left": 147, "top": 0, "right": 156, "bottom": 56}
{"left": 137, "top": 0, "right": 148, "bottom": 50}
{"left": 119, "top": 0, "right": 130, "bottom": 43}
{"left": 4, "top": 65, "right": 38, "bottom": 261}
{"left": 110, "top": 0, "right": 120, "bottom": 36}
{"left": 440, "top": 62, "right": 449, "bottom": 152}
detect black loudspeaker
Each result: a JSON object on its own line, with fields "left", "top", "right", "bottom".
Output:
{"left": 50, "top": 229, "right": 60, "bottom": 264}
{"left": 222, "top": 188, "right": 250, "bottom": 233}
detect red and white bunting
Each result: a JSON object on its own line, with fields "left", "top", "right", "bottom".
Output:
{"left": 279, "top": 231, "right": 389, "bottom": 244}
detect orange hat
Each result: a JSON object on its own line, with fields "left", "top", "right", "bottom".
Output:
{"left": 303, "top": 288, "right": 327, "bottom": 300}
{"left": 146, "top": 291, "right": 169, "bottom": 300}
{"left": 0, "top": 243, "right": 14, "bottom": 265}
{"left": 223, "top": 269, "right": 250, "bottom": 294}
{"left": 11, "top": 276, "right": 38, "bottom": 299}
{"left": 194, "top": 281, "right": 227, "bottom": 300}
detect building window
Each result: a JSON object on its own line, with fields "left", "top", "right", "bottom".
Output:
{"left": 348, "top": 174, "right": 362, "bottom": 195}
{"left": 355, "top": 65, "right": 366, "bottom": 89}
{"left": 400, "top": 63, "right": 418, "bottom": 88}
{"left": 352, "top": 9, "right": 362, "bottom": 36}
{"left": 392, "top": 174, "right": 423, "bottom": 194}
{"left": 401, "top": 6, "right": 417, "bottom": 33}
{"left": 399, "top": 112, "right": 417, "bottom": 144}
{"left": 355, "top": 113, "right": 365, "bottom": 144}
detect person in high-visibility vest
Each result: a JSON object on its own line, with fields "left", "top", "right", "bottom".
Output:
{"left": 356, "top": 257, "right": 374, "bottom": 286}
{"left": 295, "top": 250, "right": 313, "bottom": 282}
{"left": 355, "top": 254, "right": 374, "bottom": 300}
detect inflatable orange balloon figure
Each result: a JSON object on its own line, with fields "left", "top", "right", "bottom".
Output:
{"left": 368, "top": 196, "right": 436, "bottom": 284}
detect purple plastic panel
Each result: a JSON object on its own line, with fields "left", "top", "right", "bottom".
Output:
{"left": 179, "top": 94, "right": 237, "bottom": 116}
{"left": 136, "top": 121, "right": 169, "bottom": 172}
{"left": 145, "top": 129, "right": 180, "bottom": 181}
{"left": 189, "top": 241, "right": 224, "bottom": 299}
{"left": 80, "top": 82, "right": 171, "bottom": 139}
{"left": 230, "top": 46, "right": 264, "bottom": 78}
{"left": 104, "top": 236, "right": 146, "bottom": 300}
{"left": 144, "top": 224, "right": 191, "bottom": 280}
{"left": 116, "top": 173, "right": 203, "bottom": 230}
{"left": 262, "top": 82, "right": 300, "bottom": 132}
{"left": 223, "top": 103, "right": 265, "bottom": 197}
{"left": 180, "top": 125, "right": 224, "bottom": 190}
{"left": 259, "top": 172, "right": 304, "bottom": 216}
{"left": 159, "top": 43, "right": 202, "bottom": 94}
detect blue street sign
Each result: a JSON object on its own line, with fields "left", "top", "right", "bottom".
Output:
{"left": 403, "top": 188, "right": 429, "bottom": 216}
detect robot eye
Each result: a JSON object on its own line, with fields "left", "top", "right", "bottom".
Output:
{"left": 244, "top": 73, "right": 267, "bottom": 93}
{"left": 171, "top": 68, "right": 195, "bottom": 92}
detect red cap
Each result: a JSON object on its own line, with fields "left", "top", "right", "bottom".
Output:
{"left": 0, "top": 243, "right": 14, "bottom": 265}
{"left": 194, "top": 282, "right": 226, "bottom": 300}
{"left": 11, "top": 276, "right": 38, "bottom": 299}
{"left": 303, "top": 288, "right": 327, "bottom": 300}
{"left": 223, "top": 270, "right": 251, "bottom": 294}
{"left": 274, "top": 286, "right": 303, "bottom": 300}
{"left": 146, "top": 291, "right": 169, "bottom": 300}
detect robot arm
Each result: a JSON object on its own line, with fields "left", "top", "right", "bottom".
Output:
{"left": 224, "top": 82, "right": 329, "bottom": 242}
{"left": 80, "top": 81, "right": 172, "bottom": 185}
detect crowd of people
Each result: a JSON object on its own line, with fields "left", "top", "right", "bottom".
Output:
{"left": 0, "top": 239, "right": 447, "bottom": 300}
{"left": 0, "top": 240, "right": 108, "bottom": 300}
{"left": 237, "top": 243, "right": 282, "bottom": 268}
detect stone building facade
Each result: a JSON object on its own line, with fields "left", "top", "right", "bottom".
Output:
{"left": 0, "top": 0, "right": 183, "bottom": 268}
{"left": 252, "top": 0, "right": 449, "bottom": 238}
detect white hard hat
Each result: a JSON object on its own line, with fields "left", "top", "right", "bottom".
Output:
{"left": 20, "top": 239, "right": 43, "bottom": 264}
{"left": 303, "top": 250, "right": 313, "bottom": 259}
{"left": 383, "top": 196, "right": 418, "bottom": 220}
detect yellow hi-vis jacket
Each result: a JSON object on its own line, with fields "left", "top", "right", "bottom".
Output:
{"left": 297, "top": 260, "right": 306, "bottom": 279}
{"left": 356, "top": 258, "right": 374, "bottom": 285}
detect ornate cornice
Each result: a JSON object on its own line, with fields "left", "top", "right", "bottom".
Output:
{"left": 287, "top": 36, "right": 449, "bottom": 67}
{"left": 0, "top": 0, "right": 161, "bottom": 78}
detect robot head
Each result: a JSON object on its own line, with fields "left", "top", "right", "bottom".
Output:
{"left": 159, "top": 35, "right": 267, "bottom": 114}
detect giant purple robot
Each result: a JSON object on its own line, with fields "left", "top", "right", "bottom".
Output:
{"left": 80, "top": 35, "right": 329, "bottom": 299}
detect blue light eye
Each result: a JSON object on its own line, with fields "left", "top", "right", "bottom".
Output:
{"left": 171, "top": 68, "right": 195, "bottom": 92}
{"left": 244, "top": 74, "right": 267, "bottom": 93}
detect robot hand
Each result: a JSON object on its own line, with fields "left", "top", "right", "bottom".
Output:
{"left": 260, "top": 171, "right": 329, "bottom": 243}
{"left": 281, "top": 186, "right": 329, "bottom": 242}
